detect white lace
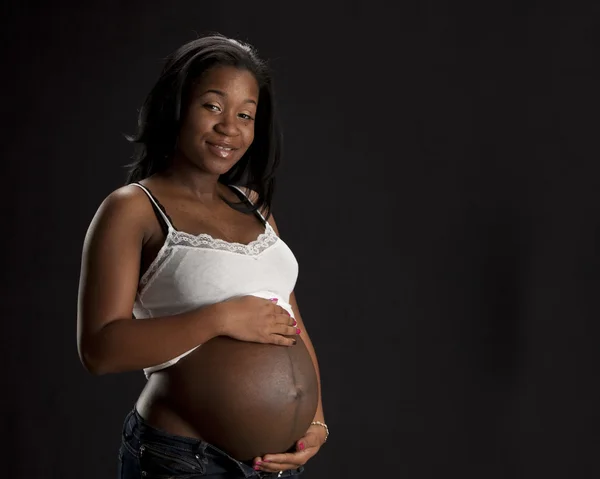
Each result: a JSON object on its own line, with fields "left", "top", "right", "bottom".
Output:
{"left": 170, "top": 222, "right": 278, "bottom": 254}
{"left": 139, "top": 223, "right": 279, "bottom": 289}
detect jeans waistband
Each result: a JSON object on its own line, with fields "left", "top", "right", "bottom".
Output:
{"left": 122, "top": 407, "right": 302, "bottom": 478}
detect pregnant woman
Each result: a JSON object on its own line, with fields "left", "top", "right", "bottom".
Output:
{"left": 76, "top": 34, "right": 328, "bottom": 478}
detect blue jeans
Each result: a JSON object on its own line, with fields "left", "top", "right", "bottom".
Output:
{"left": 118, "top": 408, "right": 305, "bottom": 478}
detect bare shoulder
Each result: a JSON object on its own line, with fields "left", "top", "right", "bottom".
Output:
{"left": 235, "top": 185, "right": 259, "bottom": 204}
{"left": 85, "top": 184, "right": 156, "bottom": 242}
{"left": 99, "top": 183, "right": 151, "bottom": 214}
{"left": 236, "top": 185, "right": 281, "bottom": 235}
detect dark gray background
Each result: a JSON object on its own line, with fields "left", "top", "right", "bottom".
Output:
{"left": 2, "top": 1, "right": 599, "bottom": 478}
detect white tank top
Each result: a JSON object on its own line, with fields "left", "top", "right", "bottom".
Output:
{"left": 131, "top": 183, "right": 299, "bottom": 378}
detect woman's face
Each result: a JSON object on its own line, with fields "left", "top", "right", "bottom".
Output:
{"left": 176, "top": 65, "right": 259, "bottom": 176}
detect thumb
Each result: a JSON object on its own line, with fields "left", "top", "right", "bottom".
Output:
{"left": 296, "top": 430, "right": 320, "bottom": 452}
{"left": 296, "top": 436, "right": 308, "bottom": 452}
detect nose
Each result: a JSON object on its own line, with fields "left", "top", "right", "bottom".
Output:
{"left": 214, "top": 111, "right": 239, "bottom": 137}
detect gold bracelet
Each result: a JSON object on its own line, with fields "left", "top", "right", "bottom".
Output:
{"left": 310, "top": 421, "right": 329, "bottom": 442}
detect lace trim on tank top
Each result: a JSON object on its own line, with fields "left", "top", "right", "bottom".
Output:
{"left": 132, "top": 182, "right": 279, "bottom": 293}
{"left": 139, "top": 222, "right": 279, "bottom": 291}
{"left": 170, "top": 222, "right": 278, "bottom": 253}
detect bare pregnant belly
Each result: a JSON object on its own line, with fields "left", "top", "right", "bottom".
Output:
{"left": 138, "top": 336, "right": 319, "bottom": 461}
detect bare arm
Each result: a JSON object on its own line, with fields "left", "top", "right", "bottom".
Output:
{"left": 289, "top": 291, "right": 325, "bottom": 426}
{"left": 243, "top": 186, "right": 326, "bottom": 429}
{"left": 77, "top": 186, "right": 223, "bottom": 375}
{"left": 266, "top": 214, "right": 326, "bottom": 429}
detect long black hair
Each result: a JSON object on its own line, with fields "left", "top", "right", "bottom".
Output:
{"left": 124, "top": 33, "right": 282, "bottom": 218}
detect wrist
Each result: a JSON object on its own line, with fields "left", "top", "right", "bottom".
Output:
{"left": 310, "top": 420, "right": 329, "bottom": 444}
{"left": 201, "top": 302, "right": 227, "bottom": 339}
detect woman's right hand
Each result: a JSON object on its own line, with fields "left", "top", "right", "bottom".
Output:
{"left": 216, "top": 296, "right": 300, "bottom": 346}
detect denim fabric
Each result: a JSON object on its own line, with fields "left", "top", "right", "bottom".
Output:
{"left": 117, "top": 408, "right": 305, "bottom": 479}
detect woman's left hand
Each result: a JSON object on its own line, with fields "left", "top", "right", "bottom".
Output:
{"left": 253, "top": 424, "right": 326, "bottom": 473}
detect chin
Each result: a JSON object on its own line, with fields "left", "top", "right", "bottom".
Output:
{"left": 201, "top": 157, "right": 241, "bottom": 176}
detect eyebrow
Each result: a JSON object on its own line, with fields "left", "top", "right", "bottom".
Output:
{"left": 203, "top": 89, "right": 257, "bottom": 105}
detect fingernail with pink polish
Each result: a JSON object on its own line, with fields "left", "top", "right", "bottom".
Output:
{"left": 270, "top": 298, "right": 278, "bottom": 302}
{"left": 296, "top": 328, "right": 302, "bottom": 334}
{"left": 292, "top": 319, "right": 297, "bottom": 326}
{"left": 299, "top": 442, "right": 305, "bottom": 450}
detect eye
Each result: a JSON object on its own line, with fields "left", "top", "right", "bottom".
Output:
{"left": 238, "top": 113, "right": 255, "bottom": 121}
{"left": 204, "top": 103, "right": 221, "bottom": 112}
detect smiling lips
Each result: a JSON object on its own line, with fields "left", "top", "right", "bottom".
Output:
{"left": 207, "top": 141, "right": 237, "bottom": 159}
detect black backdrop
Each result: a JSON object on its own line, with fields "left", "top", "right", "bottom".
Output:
{"left": 2, "top": 1, "right": 600, "bottom": 478}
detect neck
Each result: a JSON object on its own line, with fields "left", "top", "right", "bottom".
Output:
{"left": 162, "top": 154, "right": 223, "bottom": 202}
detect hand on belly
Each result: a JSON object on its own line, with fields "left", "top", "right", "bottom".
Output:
{"left": 164, "top": 334, "right": 319, "bottom": 461}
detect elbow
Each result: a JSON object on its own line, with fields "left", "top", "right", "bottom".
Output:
{"left": 80, "top": 352, "right": 108, "bottom": 376}
{"left": 78, "top": 339, "right": 113, "bottom": 376}
{"left": 79, "top": 349, "right": 109, "bottom": 376}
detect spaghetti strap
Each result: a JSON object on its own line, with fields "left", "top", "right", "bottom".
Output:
{"left": 131, "top": 183, "right": 174, "bottom": 231}
{"left": 229, "top": 185, "right": 267, "bottom": 224}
